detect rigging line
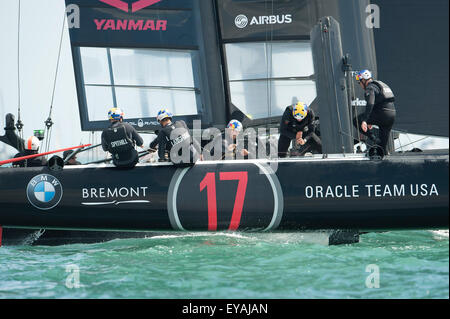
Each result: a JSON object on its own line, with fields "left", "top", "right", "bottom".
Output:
{"left": 263, "top": 0, "right": 269, "bottom": 130}
{"left": 268, "top": 0, "right": 274, "bottom": 123}
{"left": 397, "top": 133, "right": 405, "bottom": 153}
{"left": 16, "top": 0, "right": 23, "bottom": 141}
{"left": 44, "top": 12, "right": 66, "bottom": 153}
{"left": 395, "top": 136, "right": 429, "bottom": 152}
{"left": 405, "top": 133, "right": 414, "bottom": 149}
{"left": 17, "top": 0, "right": 21, "bottom": 115}
{"left": 48, "top": 12, "right": 67, "bottom": 118}
{"left": 45, "top": 126, "right": 53, "bottom": 155}
{"left": 264, "top": 0, "right": 274, "bottom": 133}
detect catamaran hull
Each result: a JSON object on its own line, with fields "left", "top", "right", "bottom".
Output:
{"left": 0, "top": 154, "right": 448, "bottom": 232}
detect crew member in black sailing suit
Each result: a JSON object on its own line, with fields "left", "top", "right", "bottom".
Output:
{"left": 150, "top": 109, "right": 201, "bottom": 166}
{"left": 204, "top": 120, "right": 255, "bottom": 160}
{"left": 101, "top": 108, "right": 144, "bottom": 168}
{"left": 278, "top": 102, "right": 322, "bottom": 158}
{"left": 13, "top": 136, "right": 48, "bottom": 167}
{"left": 0, "top": 114, "right": 47, "bottom": 167}
{"left": 354, "top": 69, "right": 396, "bottom": 156}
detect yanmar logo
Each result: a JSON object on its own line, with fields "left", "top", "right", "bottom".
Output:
{"left": 100, "top": 0, "right": 163, "bottom": 13}
{"left": 96, "top": 0, "right": 167, "bottom": 31}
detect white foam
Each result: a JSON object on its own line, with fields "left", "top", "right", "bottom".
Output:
{"left": 429, "top": 230, "right": 449, "bottom": 239}
{"left": 147, "top": 232, "right": 252, "bottom": 240}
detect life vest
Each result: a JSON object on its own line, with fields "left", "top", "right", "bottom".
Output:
{"left": 103, "top": 124, "right": 138, "bottom": 168}
{"left": 372, "top": 80, "right": 395, "bottom": 103}
{"left": 166, "top": 121, "right": 199, "bottom": 166}
{"left": 104, "top": 124, "right": 134, "bottom": 155}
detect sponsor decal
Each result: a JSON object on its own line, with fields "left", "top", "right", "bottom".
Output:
{"left": 304, "top": 183, "right": 439, "bottom": 199}
{"left": 99, "top": 0, "right": 163, "bottom": 13}
{"left": 95, "top": 0, "right": 167, "bottom": 32}
{"left": 81, "top": 186, "right": 151, "bottom": 206}
{"left": 167, "top": 163, "right": 283, "bottom": 231}
{"left": 126, "top": 120, "right": 159, "bottom": 127}
{"left": 235, "top": 15, "right": 249, "bottom": 29}
{"left": 235, "top": 14, "right": 292, "bottom": 28}
{"left": 26, "top": 174, "right": 63, "bottom": 210}
{"left": 170, "top": 132, "right": 190, "bottom": 147}
{"left": 94, "top": 19, "right": 167, "bottom": 31}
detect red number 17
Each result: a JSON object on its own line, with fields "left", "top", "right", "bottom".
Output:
{"left": 200, "top": 172, "right": 248, "bottom": 231}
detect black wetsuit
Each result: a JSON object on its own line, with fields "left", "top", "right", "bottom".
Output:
{"left": 13, "top": 150, "right": 47, "bottom": 168}
{"left": 150, "top": 120, "right": 201, "bottom": 166}
{"left": 101, "top": 121, "right": 144, "bottom": 168}
{"left": 355, "top": 80, "right": 396, "bottom": 155}
{"left": 278, "top": 106, "right": 322, "bottom": 158}
{"left": 1, "top": 114, "right": 47, "bottom": 167}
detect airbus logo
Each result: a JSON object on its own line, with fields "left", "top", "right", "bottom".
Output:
{"left": 26, "top": 174, "right": 63, "bottom": 211}
{"left": 235, "top": 14, "right": 293, "bottom": 28}
{"left": 99, "top": 0, "right": 163, "bottom": 13}
{"left": 235, "top": 15, "right": 249, "bottom": 29}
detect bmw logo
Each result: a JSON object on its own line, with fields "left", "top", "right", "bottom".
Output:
{"left": 26, "top": 174, "right": 63, "bottom": 210}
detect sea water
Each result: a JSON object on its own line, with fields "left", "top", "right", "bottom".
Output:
{"left": 0, "top": 230, "right": 448, "bottom": 299}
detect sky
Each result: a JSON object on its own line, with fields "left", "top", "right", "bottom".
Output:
{"left": 0, "top": 0, "right": 91, "bottom": 159}
{"left": 0, "top": 0, "right": 448, "bottom": 161}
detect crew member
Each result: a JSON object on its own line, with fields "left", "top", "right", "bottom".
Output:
{"left": 150, "top": 109, "right": 201, "bottom": 166}
{"left": 101, "top": 107, "right": 144, "bottom": 168}
{"left": 205, "top": 120, "right": 255, "bottom": 160}
{"left": 278, "top": 102, "right": 322, "bottom": 158}
{"left": 354, "top": 69, "right": 396, "bottom": 156}
{"left": 13, "top": 136, "right": 47, "bottom": 167}
{"left": 63, "top": 150, "right": 81, "bottom": 165}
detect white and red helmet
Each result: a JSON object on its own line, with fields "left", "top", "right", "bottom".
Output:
{"left": 356, "top": 69, "right": 373, "bottom": 82}
{"left": 24, "top": 136, "right": 41, "bottom": 151}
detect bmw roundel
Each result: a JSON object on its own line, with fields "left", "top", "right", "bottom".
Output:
{"left": 26, "top": 174, "right": 63, "bottom": 210}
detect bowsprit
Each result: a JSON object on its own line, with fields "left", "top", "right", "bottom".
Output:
{"left": 26, "top": 174, "right": 63, "bottom": 211}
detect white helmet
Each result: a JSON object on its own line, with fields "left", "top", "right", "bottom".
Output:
{"left": 356, "top": 69, "right": 373, "bottom": 82}
{"left": 24, "top": 136, "right": 41, "bottom": 151}
{"left": 156, "top": 109, "right": 173, "bottom": 123}
{"left": 227, "top": 119, "right": 243, "bottom": 131}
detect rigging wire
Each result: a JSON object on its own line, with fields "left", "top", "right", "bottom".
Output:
{"left": 16, "top": 0, "right": 24, "bottom": 144}
{"left": 43, "top": 12, "right": 67, "bottom": 154}
{"left": 267, "top": 0, "right": 274, "bottom": 125}
{"left": 394, "top": 136, "right": 429, "bottom": 151}
{"left": 263, "top": 0, "right": 275, "bottom": 146}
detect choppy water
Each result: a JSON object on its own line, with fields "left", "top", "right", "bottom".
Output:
{"left": 0, "top": 230, "right": 448, "bottom": 299}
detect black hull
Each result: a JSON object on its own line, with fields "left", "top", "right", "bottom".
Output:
{"left": 0, "top": 152, "right": 448, "bottom": 233}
